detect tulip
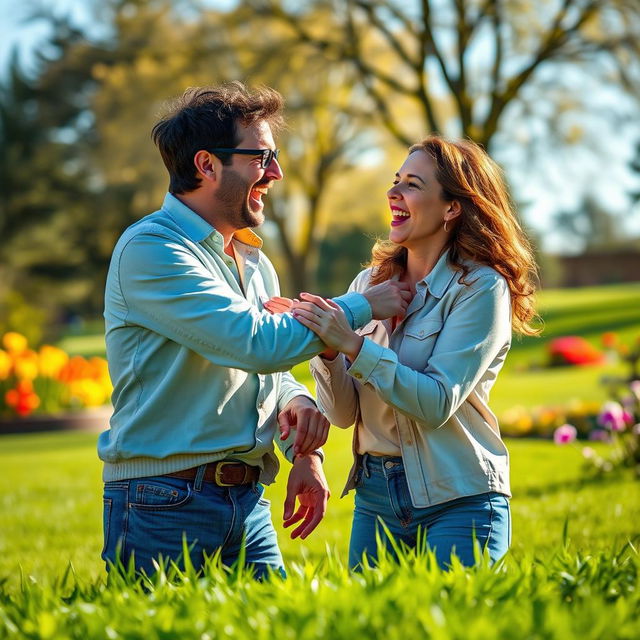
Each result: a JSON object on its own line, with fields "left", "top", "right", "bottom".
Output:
{"left": 5, "top": 380, "right": 40, "bottom": 417}
{"left": 2, "top": 332, "right": 28, "bottom": 354}
{"left": 0, "top": 349, "right": 11, "bottom": 380}
{"left": 38, "top": 345, "right": 69, "bottom": 378}
{"left": 553, "top": 423, "right": 577, "bottom": 445}
{"left": 13, "top": 349, "right": 39, "bottom": 381}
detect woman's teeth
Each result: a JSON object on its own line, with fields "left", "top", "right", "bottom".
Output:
{"left": 391, "top": 210, "right": 410, "bottom": 226}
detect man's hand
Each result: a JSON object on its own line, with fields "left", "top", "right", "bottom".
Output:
{"left": 278, "top": 395, "right": 329, "bottom": 457}
{"left": 262, "top": 296, "right": 297, "bottom": 314}
{"left": 363, "top": 280, "right": 412, "bottom": 320}
{"left": 283, "top": 454, "right": 330, "bottom": 539}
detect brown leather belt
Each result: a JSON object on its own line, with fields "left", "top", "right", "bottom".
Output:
{"left": 165, "top": 461, "right": 259, "bottom": 486}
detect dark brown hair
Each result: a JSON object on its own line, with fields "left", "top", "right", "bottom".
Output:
{"left": 151, "top": 82, "right": 284, "bottom": 194}
{"left": 369, "top": 136, "right": 540, "bottom": 336}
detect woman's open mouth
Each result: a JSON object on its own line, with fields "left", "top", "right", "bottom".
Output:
{"left": 391, "top": 208, "right": 410, "bottom": 227}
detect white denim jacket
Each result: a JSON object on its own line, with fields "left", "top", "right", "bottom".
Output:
{"left": 310, "top": 251, "right": 512, "bottom": 508}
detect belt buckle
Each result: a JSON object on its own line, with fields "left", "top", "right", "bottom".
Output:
{"left": 215, "top": 461, "right": 239, "bottom": 486}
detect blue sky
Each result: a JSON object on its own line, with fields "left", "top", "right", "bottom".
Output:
{"left": 2, "top": 0, "right": 639, "bottom": 253}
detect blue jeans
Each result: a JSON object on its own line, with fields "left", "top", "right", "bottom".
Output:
{"left": 349, "top": 454, "right": 511, "bottom": 570}
{"left": 101, "top": 468, "right": 284, "bottom": 579}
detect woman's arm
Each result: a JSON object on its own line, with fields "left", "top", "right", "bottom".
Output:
{"left": 309, "top": 353, "right": 360, "bottom": 429}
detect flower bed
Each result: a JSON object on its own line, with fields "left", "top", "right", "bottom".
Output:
{"left": 0, "top": 332, "right": 112, "bottom": 430}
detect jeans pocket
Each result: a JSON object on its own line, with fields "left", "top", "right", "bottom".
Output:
{"left": 101, "top": 497, "right": 112, "bottom": 559}
{"left": 130, "top": 478, "right": 194, "bottom": 511}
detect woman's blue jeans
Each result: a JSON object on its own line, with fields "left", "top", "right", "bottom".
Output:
{"left": 102, "top": 468, "right": 284, "bottom": 579}
{"left": 349, "top": 454, "right": 511, "bottom": 570}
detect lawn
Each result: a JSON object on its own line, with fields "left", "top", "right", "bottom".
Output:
{"left": 0, "top": 430, "right": 638, "bottom": 638}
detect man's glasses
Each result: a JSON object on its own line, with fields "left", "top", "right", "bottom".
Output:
{"left": 209, "top": 148, "right": 280, "bottom": 169}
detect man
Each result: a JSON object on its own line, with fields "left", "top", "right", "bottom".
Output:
{"left": 99, "top": 82, "right": 411, "bottom": 578}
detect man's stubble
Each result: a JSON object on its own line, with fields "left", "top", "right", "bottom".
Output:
{"left": 214, "top": 167, "right": 264, "bottom": 230}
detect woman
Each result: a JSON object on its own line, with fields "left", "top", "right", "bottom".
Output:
{"left": 268, "top": 136, "right": 539, "bottom": 569}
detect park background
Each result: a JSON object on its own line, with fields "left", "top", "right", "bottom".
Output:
{"left": 1, "top": 1, "right": 640, "bottom": 638}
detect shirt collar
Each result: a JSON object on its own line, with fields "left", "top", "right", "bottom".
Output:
{"left": 420, "top": 249, "right": 459, "bottom": 298}
{"left": 161, "top": 192, "right": 263, "bottom": 248}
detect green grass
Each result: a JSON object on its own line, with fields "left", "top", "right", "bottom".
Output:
{"left": 0, "top": 431, "right": 639, "bottom": 638}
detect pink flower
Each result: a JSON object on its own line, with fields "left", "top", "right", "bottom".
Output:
{"left": 633, "top": 423, "right": 640, "bottom": 436}
{"left": 630, "top": 380, "right": 640, "bottom": 400}
{"left": 554, "top": 423, "right": 577, "bottom": 445}
{"left": 582, "top": 446, "right": 596, "bottom": 459}
{"left": 598, "top": 401, "right": 627, "bottom": 432}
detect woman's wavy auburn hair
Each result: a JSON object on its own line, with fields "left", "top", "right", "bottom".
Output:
{"left": 369, "top": 136, "right": 540, "bottom": 336}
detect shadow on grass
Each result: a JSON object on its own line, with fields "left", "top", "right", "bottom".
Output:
{"left": 517, "top": 470, "right": 625, "bottom": 498}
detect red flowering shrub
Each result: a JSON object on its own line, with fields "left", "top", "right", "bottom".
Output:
{"left": 548, "top": 336, "right": 605, "bottom": 367}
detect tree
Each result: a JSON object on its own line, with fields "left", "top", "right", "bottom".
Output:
{"left": 552, "top": 194, "right": 620, "bottom": 250}
{"left": 250, "top": 0, "right": 640, "bottom": 150}
{"left": 0, "top": 18, "right": 113, "bottom": 324}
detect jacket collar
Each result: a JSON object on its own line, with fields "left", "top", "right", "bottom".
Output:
{"left": 420, "top": 249, "right": 459, "bottom": 299}
{"left": 161, "top": 192, "right": 263, "bottom": 248}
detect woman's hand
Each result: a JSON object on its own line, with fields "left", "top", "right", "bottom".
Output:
{"left": 264, "top": 295, "right": 340, "bottom": 360}
{"left": 292, "top": 293, "right": 364, "bottom": 361}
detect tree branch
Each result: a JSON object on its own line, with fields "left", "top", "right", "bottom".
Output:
{"left": 482, "top": 0, "right": 601, "bottom": 146}
{"left": 352, "top": 0, "right": 418, "bottom": 70}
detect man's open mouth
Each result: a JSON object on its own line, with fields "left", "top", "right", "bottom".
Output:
{"left": 249, "top": 185, "right": 269, "bottom": 206}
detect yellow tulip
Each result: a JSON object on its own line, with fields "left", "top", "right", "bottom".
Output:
{"left": 2, "top": 332, "right": 28, "bottom": 354}
{"left": 38, "top": 345, "right": 69, "bottom": 378}
{"left": 0, "top": 349, "right": 11, "bottom": 380}
{"left": 69, "top": 379, "right": 107, "bottom": 407}
{"left": 13, "top": 349, "right": 39, "bottom": 381}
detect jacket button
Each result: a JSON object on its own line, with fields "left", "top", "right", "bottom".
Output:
{"left": 353, "top": 372, "right": 363, "bottom": 379}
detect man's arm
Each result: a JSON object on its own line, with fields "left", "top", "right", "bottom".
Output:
{"left": 114, "top": 232, "right": 372, "bottom": 374}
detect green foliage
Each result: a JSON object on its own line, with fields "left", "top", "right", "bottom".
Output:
{"left": 0, "top": 292, "right": 46, "bottom": 347}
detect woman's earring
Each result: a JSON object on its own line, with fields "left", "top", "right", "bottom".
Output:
{"left": 444, "top": 219, "right": 450, "bottom": 233}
